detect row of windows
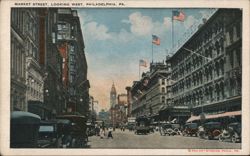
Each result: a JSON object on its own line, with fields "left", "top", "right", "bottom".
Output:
{"left": 11, "top": 39, "right": 25, "bottom": 78}
{"left": 11, "top": 9, "right": 39, "bottom": 43}
{"left": 172, "top": 76, "right": 241, "bottom": 107}
{"left": 227, "top": 48, "right": 242, "bottom": 69}
{"left": 172, "top": 61, "right": 225, "bottom": 94}
{"left": 172, "top": 39, "right": 225, "bottom": 80}
{"left": 27, "top": 86, "right": 43, "bottom": 100}
{"left": 173, "top": 83, "right": 224, "bottom": 107}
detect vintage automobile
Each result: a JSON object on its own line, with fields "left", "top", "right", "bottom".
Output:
{"left": 38, "top": 120, "right": 59, "bottom": 148}
{"left": 127, "top": 123, "right": 136, "bottom": 131}
{"left": 10, "top": 111, "right": 41, "bottom": 148}
{"left": 160, "top": 123, "right": 181, "bottom": 136}
{"left": 182, "top": 123, "right": 199, "bottom": 137}
{"left": 56, "top": 115, "right": 88, "bottom": 148}
{"left": 219, "top": 122, "right": 241, "bottom": 143}
{"left": 134, "top": 116, "right": 150, "bottom": 135}
{"left": 201, "top": 122, "right": 222, "bottom": 140}
{"left": 86, "top": 122, "right": 96, "bottom": 136}
{"left": 55, "top": 119, "right": 73, "bottom": 148}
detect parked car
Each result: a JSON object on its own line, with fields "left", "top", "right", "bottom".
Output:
{"left": 10, "top": 111, "right": 41, "bottom": 148}
{"left": 55, "top": 119, "right": 73, "bottom": 148}
{"left": 86, "top": 122, "right": 96, "bottom": 136}
{"left": 38, "top": 120, "right": 59, "bottom": 148}
{"left": 160, "top": 123, "right": 181, "bottom": 136}
{"left": 219, "top": 122, "right": 241, "bottom": 143}
{"left": 182, "top": 123, "right": 199, "bottom": 137}
{"left": 201, "top": 122, "right": 222, "bottom": 140}
{"left": 127, "top": 123, "right": 135, "bottom": 131}
{"left": 134, "top": 116, "right": 150, "bottom": 135}
{"left": 56, "top": 115, "right": 88, "bottom": 148}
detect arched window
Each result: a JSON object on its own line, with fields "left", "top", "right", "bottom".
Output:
{"left": 200, "top": 71, "right": 203, "bottom": 84}
{"left": 215, "top": 84, "right": 220, "bottom": 101}
{"left": 162, "top": 96, "right": 165, "bottom": 103}
{"left": 215, "top": 41, "right": 220, "bottom": 55}
{"left": 220, "top": 59, "right": 224, "bottom": 75}
{"left": 215, "top": 61, "right": 220, "bottom": 76}
{"left": 209, "top": 65, "right": 213, "bottom": 79}
{"left": 162, "top": 87, "right": 165, "bottom": 93}
{"left": 209, "top": 86, "right": 213, "bottom": 101}
{"left": 220, "top": 38, "right": 224, "bottom": 51}
{"left": 220, "top": 82, "right": 225, "bottom": 98}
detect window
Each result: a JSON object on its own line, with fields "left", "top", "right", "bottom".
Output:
{"left": 229, "top": 28, "right": 234, "bottom": 43}
{"left": 236, "top": 23, "right": 241, "bottom": 38}
{"left": 162, "top": 79, "right": 165, "bottom": 85}
{"left": 229, "top": 51, "right": 234, "bottom": 68}
{"left": 236, "top": 48, "right": 241, "bottom": 66}
{"left": 53, "top": 13, "right": 57, "bottom": 24}
{"left": 162, "top": 96, "right": 165, "bottom": 103}
{"left": 52, "top": 32, "right": 56, "bottom": 43}
{"left": 57, "top": 34, "right": 62, "bottom": 40}
{"left": 58, "top": 24, "right": 62, "bottom": 30}
{"left": 162, "top": 87, "right": 165, "bottom": 93}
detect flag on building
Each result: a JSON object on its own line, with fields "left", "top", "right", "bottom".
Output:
{"left": 172, "top": 10, "right": 185, "bottom": 22}
{"left": 152, "top": 35, "right": 160, "bottom": 45}
{"left": 139, "top": 59, "right": 147, "bottom": 67}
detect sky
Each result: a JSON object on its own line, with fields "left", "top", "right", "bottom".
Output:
{"left": 76, "top": 8, "right": 216, "bottom": 111}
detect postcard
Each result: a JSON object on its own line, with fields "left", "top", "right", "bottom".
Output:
{"left": 0, "top": 0, "right": 249, "bottom": 155}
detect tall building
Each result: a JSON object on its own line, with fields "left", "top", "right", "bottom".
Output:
{"left": 56, "top": 8, "right": 90, "bottom": 115}
{"left": 125, "top": 86, "right": 132, "bottom": 117}
{"left": 110, "top": 82, "right": 117, "bottom": 108}
{"left": 11, "top": 8, "right": 27, "bottom": 111}
{"left": 38, "top": 8, "right": 64, "bottom": 119}
{"left": 24, "top": 9, "right": 45, "bottom": 115}
{"left": 10, "top": 8, "right": 90, "bottom": 119}
{"left": 169, "top": 9, "right": 242, "bottom": 123}
{"left": 130, "top": 61, "right": 175, "bottom": 122}
{"left": 117, "top": 93, "right": 127, "bottom": 105}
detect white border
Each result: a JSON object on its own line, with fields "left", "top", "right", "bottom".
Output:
{"left": 0, "top": 0, "right": 249, "bottom": 155}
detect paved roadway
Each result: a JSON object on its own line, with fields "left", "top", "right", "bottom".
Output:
{"left": 87, "top": 129, "right": 241, "bottom": 149}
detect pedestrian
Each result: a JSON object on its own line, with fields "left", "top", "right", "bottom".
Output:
{"left": 107, "top": 127, "right": 113, "bottom": 139}
{"left": 100, "top": 128, "right": 105, "bottom": 139}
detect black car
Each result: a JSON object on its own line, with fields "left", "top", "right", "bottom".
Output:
{"left": 182, "top": 123, "right": 199, "bottom": 137}
{"left": 10, "top": 111, "right": 41, "bottom": 148}
{"left": 134, "top": 116, "right": 150, "bottom": 135}
{"left": 201, "top": 122, "right": 222, "bottom": 140}
{"left": 160, "top": 123, "right": 181, "bottom": 136}
{"left": 56, "top": 115, "right": 88, "bottom": 148}
{"left": 38, "top": 120, "right": 59, "bottom": 148}
{"left": 220, "top": 122, "right": 241, "bottom": 143}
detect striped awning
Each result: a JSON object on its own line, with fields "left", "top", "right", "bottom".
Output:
{"left": 186, "top": 111, "right": 241, "bottom": 123}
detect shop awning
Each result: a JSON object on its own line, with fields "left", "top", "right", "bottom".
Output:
{"left": 186, "top": 115, "right": 201, "bottom": 123}
{"left": 206, "top": 111, "right": 241, "bottom": 119}
{"left": 186, "top": 111, "right": 241, "bottom": 123}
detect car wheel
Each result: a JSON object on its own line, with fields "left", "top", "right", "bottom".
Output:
{"left": 219, "top": 135, "right": 223, "bottom": 142}
{"left": 231, "top": 135, "right": 237, "bottom": 143}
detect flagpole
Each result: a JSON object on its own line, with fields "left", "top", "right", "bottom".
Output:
{"left": 172, "top": 11, "right": 174, "bottom": 49}
{"left": 139, "top": 63, "right": 141, "bottom": 80}
{"left": 152, "top": 42, "right": 153, "bottom": 63}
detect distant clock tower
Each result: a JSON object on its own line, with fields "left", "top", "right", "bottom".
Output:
{"left": 110, "top": 82, "right": 117, "bottom": 108}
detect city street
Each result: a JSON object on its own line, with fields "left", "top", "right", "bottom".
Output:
{"left": 87, "top": 130, "right": 241, "bottom": 149}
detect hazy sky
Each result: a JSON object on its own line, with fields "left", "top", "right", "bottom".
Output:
{"left": 77, "top": 8, "right": 215, "bottom": 111}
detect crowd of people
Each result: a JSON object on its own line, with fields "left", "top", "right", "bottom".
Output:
{"left": 94, "top": 125, "right": 114, "bottom": 139}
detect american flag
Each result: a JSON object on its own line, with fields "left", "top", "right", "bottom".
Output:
{"left": 152, "top": 35, "right": 160, "bottom": 45}
{"left": 172, "top": 10, "right": 185, "bottom": 22}
{"left": 139, "top": 59, "right": 147, "bottom": 67}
